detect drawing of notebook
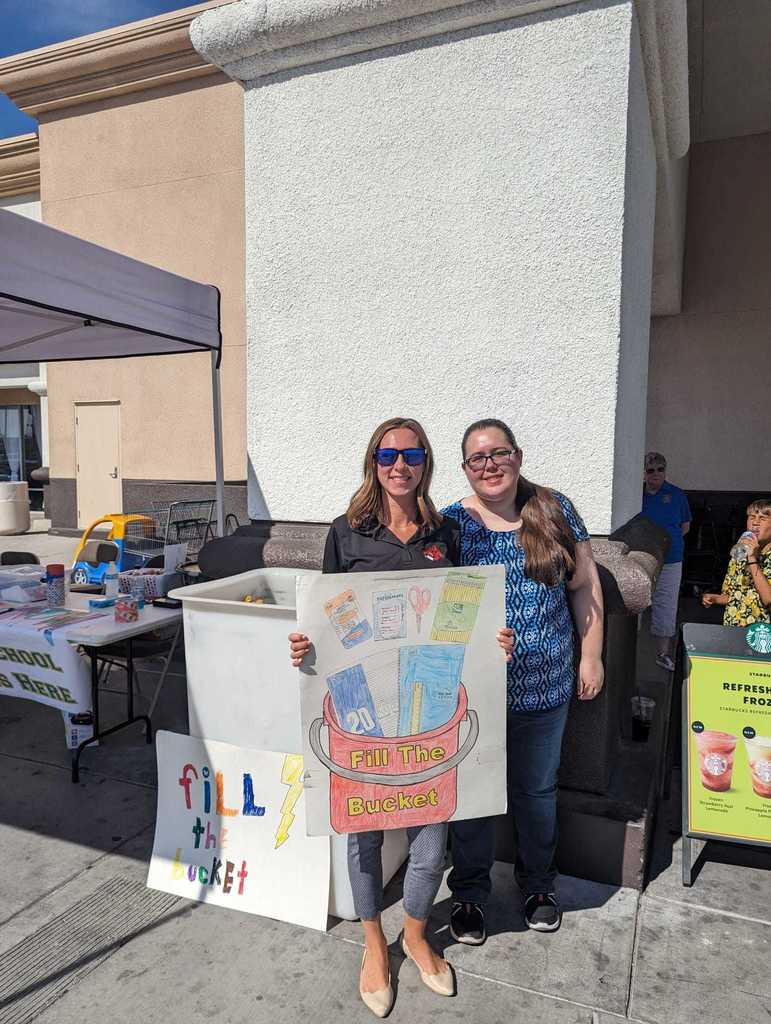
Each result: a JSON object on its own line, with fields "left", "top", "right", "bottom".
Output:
{"left": 360, "top": 648, "right": 401, "bottom": 736}
{"left": 324, "top": 589, "right": 373, "bottom": 649}
{"left": 397, "top": 644, "right": 465, "bottom": 736}
{"left": 372, "top": 588, "right": 407, "bottom": 641}
{"left": 327, "top": 664, "right": 383, "bottom": 737}
{"left": 430, "top": 572, "right": 486, "bottom": 643}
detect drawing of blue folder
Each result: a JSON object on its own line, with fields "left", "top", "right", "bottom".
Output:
{"left": 397, "top": 644, "right": 465, "bottom": 736}
{"left": 327, "top": 663, "right": 384, "bottom": 737}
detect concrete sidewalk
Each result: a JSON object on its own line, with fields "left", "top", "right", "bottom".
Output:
{"left": 0, "top": 531, "right": 769, "bottom": 1023}
{"left": 2, "top": 688, "right": 769, "bottom": 1023}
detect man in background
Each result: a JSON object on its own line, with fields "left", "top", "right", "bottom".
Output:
{"left": 642, "top": 452, "right": 691, "bottom": 671}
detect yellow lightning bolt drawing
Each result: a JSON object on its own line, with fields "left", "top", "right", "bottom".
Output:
{"left": 274, "top": 754, "right": 304, "bottom": 849}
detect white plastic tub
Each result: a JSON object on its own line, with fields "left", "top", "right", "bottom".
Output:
{"left": 170, "top": 568, "right": 408, "bottom": 920}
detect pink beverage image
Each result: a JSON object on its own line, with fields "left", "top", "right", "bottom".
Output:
{"left": 744, "top": 735, "right": 771, "bottom": 799}
{"left": 695, "top": 731, "right": 737, "bottom": 792}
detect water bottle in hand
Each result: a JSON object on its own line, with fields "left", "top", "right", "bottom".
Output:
{"left": 730, "top": 531, "right": 754, "bottom": 563}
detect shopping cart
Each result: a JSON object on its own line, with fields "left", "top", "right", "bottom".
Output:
{"left": 122, "top": 500, "right": 216, "bottom": 568}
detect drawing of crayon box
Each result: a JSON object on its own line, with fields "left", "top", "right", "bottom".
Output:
{"left": 309, "top": 684, "right": 478, "bottom": 833}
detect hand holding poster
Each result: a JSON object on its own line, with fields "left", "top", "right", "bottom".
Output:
{"left": 147, "top": 731, "right": 330, "bottom": 931}
{"left": 297, "top": 565, "right": 507, "bottom": 836}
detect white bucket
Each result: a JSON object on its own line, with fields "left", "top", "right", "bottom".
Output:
{"left": 171, "top": 568, "right": 409, "bottom": 920}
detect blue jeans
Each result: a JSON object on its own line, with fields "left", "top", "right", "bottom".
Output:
{"left": 448, "top": 700, "right": 570, "bottom": 900}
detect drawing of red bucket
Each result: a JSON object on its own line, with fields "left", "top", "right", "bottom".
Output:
{"left": 309, "top": 684, "right": 478, "bottom": 833}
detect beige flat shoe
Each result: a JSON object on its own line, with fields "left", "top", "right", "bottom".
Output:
{"left": 359, "top": 949, "right": 394, "bottom": 1018}
{"left": 400, "top": 934, "right": 455, "bottom": 997}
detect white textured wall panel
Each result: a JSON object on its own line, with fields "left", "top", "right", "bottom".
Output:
{"left": 244, "top": 0, "right": 652, "bottom": 532}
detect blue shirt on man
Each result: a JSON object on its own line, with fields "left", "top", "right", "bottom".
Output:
{"left": 641, "top": 481, "right": 691, "bottom": 564}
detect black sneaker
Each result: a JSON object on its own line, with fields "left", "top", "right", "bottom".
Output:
{"left": 523, "top": 893, "right": 562, "bottom": 932}
{"left": 449, "top": 900, "right": 486, "bottom": 945}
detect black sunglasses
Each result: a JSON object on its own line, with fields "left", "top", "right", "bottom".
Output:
{"left": 374, "top": 448, "right": 426, "bottom": 467}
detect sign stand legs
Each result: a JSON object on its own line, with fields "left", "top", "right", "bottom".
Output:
{"left": 681, "top": 833, "right": 694, "bottom": 886}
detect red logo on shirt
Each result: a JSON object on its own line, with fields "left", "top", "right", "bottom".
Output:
{"left": 423, "top": 544, "right": 443, "bottom": 562}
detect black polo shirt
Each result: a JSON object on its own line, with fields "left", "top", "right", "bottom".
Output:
{"left": 322, "top": 514, "right": 460, "bottom": 574}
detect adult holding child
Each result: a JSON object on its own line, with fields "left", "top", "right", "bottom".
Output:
{"left": 288, "top": 417, "right": 513, "bottom": 1017}
{"left": 443, "top": 419, "right": 604, "bottom": 942}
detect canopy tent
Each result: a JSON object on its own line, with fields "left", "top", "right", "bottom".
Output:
{"left": 0, "top": 207, "right": 225, "bottom": 534}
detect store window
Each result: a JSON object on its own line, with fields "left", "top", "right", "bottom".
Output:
{"left": 0, "top": 405, "right": 43, "bottom": 510}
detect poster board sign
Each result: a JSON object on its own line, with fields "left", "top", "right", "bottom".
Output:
{"left": 0, "top": 606, "right": 98, "bottom": 713}
{"left": 297, "top": 565, "right": 507, "bottom": 836}
{"left": 683, "top": 623, "right": 771, "bottom": 867}
{"left": 147, "top": 731, "right": 330, "bottom": 931}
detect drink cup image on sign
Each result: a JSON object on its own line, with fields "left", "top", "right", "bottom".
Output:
{"left": 696, "top": 731, "right": 737, "bottom": 792}
{"left": 744, "top": 735, "right": 771, "bottom": 798}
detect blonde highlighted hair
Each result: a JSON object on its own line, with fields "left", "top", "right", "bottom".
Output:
{"left": 346, "top": 417, "right": 442, "bottom": 530}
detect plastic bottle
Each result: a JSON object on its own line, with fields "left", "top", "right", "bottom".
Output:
{"left": 730, "top": 531, "right": 755, "bottom": 564}
{"left": 104, "top": 561, "right": 120, "bottom": 598}
{"left": 45, "top": 563, "right": 66, "bottom": 608}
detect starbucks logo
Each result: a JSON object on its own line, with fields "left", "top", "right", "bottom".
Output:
{"left": 746, "top": 622, "right": 771, "bottom": 654}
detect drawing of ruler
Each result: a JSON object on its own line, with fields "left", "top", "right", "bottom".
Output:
{"left": 430, "top": 571, "right": 486, "bottom": 643}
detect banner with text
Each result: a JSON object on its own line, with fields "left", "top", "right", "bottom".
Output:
{"left": 0, "top": 606, "right": 95, "bottom": 713}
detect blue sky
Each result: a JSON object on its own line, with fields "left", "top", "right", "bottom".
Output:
{"left": 0, "top": 1, "right": 189, "bottom": 139}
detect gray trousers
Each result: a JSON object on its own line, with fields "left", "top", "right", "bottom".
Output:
{"left": 347, "top": 823, "right": 448, "bottom": 921}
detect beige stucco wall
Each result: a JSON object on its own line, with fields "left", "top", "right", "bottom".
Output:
{"left": 41, "top": 74, "right": 245, "bottom": 482}
{"left": 647, "top": 131, "right": 771, "bottom": 490}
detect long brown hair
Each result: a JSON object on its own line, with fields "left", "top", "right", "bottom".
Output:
{"left": 462, "top": 418, "right": 578, "bottom": 586}
{"left": 347, "top": 417, "right": 442, "bottom": 530}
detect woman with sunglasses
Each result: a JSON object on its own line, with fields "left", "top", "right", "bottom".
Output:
{"left": 289, "top": 417, "right": 512, "bottom": 1017}
{"left": 443, "top": 419, "right": 604, "bottom": 944}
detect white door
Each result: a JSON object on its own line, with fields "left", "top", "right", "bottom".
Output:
{"left": 75, "top": 403, "right": 122, "bottom": 527}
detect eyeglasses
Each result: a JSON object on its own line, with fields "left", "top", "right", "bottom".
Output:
{"left": 646, "top": 466, "right": 665, "bottom": 474}
{"left": 374, "top": 447, "right": 426, "bottom": 467}
{"left": 463, "top": 448, "right": 517, "bottom": 472}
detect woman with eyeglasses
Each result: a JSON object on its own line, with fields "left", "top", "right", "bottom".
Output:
{"left": 442, "top": 419, "right": 604, "bottom": 944}
{"left": 288, "top": 416, "right": 513, "bottom": 1017}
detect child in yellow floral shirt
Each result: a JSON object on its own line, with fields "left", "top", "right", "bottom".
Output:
{"left": 702, "top": 499, "right": 771, "bottom": 626}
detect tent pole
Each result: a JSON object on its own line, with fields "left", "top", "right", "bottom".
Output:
{"left": 211, "top": 350, "right": 225, "bottom": 537}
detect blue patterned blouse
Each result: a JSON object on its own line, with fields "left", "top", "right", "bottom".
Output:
{"left": 442, "top": 493, "right": 589, "bottom": 713}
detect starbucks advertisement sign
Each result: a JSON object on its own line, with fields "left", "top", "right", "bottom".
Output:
{"left": 685, "top": 626, "right": 771, "bottom": 846}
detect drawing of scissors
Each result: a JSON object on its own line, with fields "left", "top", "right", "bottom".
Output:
{"left": 408, "top": 586, "right": 431, "bottom": 634}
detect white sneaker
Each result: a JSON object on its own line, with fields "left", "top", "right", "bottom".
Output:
{"left": 656, "top": 654, "right": 675, "bottom": 672}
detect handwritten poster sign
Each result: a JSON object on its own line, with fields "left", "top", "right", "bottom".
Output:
{"left": 0, "top": 607, "right": 97, "bottom": 712}
{"left": 147, "top": 731, "right": 330, "bottom": 930}
{"left": 297, "top": 565, "right": 507, "bottom": 836}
